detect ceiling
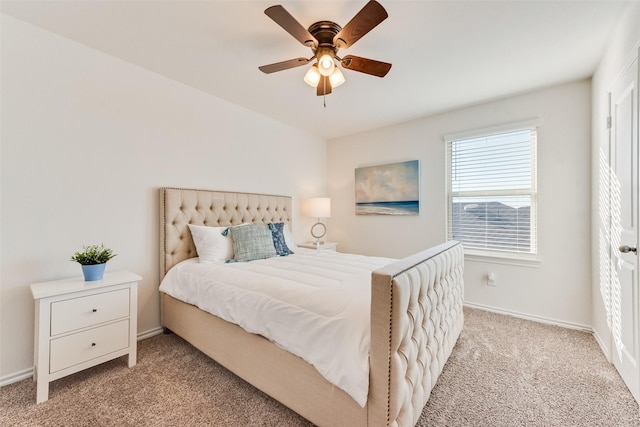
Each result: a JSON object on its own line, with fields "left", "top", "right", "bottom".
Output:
{"left": 1, "top": 0, "right": 629, "bottom": 139}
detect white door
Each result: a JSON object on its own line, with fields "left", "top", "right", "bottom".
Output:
{"left": 609, "top": 53, "right": 639, "bottom": 404}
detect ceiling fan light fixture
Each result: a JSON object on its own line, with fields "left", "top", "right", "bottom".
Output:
{"left": 304, "top": 64, "right": 321, "bottom": 87}
{"left": 316, "top": 48, "right": 335, "bottom": 77}
{"left": 329, "top": 67, "right": 345, "bottom": 88}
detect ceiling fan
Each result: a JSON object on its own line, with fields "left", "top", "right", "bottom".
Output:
{"left": 258, "top": 1, "right": 392, "bottom": 97}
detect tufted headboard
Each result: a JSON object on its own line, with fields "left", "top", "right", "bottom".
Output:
{"left": 159, "top": 187, "right": 292, "bottom": 280}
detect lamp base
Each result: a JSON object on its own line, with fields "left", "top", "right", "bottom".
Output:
{"left": 311, "top": 221, "right": 326, "bottom": 245}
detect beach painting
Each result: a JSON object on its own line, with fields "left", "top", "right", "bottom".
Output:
{"left": 355, "top": 160, "right": 420, "bottom": 215}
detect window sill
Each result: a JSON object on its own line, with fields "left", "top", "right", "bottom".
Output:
{"left": 464, "top": 251, "right": 542, "bottom": 268}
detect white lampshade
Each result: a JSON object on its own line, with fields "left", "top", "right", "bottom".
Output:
{"left": 304, "top": 64, "right": 321, "bottom": 87}
{"left": 316, "top": 48, "right": 335, "bottom": 77}
{"left": 329, "top": 67, "right": 345, "bottom": 88}
{"left": 302, "top": 197, "right": 331, "bottom": 218}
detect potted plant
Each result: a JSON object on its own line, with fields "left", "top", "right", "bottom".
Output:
{"left": 70, "top": 244, "right": 117, "bottom": 281}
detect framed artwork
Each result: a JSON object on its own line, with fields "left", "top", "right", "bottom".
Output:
{"left": 355, "top": 160, "right": 420, "bottom": 215}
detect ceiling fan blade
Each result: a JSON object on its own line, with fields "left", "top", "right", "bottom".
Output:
{"left": 316, "top": 76, "right": 332, "bottom": 96}
{"left": 264, "top": 5, "right": 318, "bottom": 48}
{"left": 341, "top": 55, "right": 392, "bottom": 77}
{"left": 258, "top": 57, "right": 311, "bottom": 74}
{"left": 333, "top": 0, "right": 388, "bottom": 50}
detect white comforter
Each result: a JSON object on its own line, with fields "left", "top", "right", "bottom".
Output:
{"left": 159, "top": 248, "right": 394, "bottom": 407}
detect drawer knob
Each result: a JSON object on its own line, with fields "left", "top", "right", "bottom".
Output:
{"left": 91, "top": 309, "right": 97, "bottom": 313}
{"left": 91, "top": 343, "right": 96, "bottom": 347}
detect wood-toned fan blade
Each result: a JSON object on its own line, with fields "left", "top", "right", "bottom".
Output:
{"left": 265, "top": 5, "right": 318, "bottom": 48}
{"left": 258, "top": 58, "right": 310, "bottom": 74}
{"left": 333, "top": 0, "right": 388, "bottom": 50}
{"left": 316, "top": 76, "right": 332, "bottom": 96}
{"left": 341, "top": 55, "right": 392, "bottom": 77}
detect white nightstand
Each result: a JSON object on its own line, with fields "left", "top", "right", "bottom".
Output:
{"left": 298, "top": 242, "right": 338, "bottom": 252}
{"left": 30, "top": 270, "right": 141, "bottom": 403}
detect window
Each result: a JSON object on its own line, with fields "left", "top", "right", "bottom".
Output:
{"left": 446, "top": 121, "right": 537, "bottom": 257}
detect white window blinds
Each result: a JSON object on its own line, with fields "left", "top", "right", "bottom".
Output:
{"left": 446, "top": 123, "right": 537, "bottom": 255}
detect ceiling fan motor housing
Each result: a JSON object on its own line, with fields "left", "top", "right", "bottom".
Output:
{"left": 308, "top": 21, "right": 343, "bottom": 53}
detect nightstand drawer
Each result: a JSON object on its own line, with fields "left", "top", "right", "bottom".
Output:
{"left": 49, "top": 319, "right": 130, "bottom": 373}
{"left": 50, "top": 288, "right": 130, "bottom": 336}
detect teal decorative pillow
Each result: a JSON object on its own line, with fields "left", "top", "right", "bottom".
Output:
{"left": 269, "top": 222, "right": 294, "bottom": 256}
{"left": 229, "top": 223, "right": 277, "bottom": 262}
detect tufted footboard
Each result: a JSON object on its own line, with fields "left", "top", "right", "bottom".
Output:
{"left": 368, "top": 241, "right": 464, "bottom": 427}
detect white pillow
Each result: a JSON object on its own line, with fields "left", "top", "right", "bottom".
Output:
{"left": 283, "top": 225, "right": 298, "bottom": 251}
{"left": 188, "top": 224, "right": 234, "bottom": 262}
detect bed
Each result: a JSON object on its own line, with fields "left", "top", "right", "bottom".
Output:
{"left": 159, "top": 187, "right": 464, "bottom": 427}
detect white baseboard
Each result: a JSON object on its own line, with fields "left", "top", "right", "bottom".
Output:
{"left": 0, "top": 368, "right": 33, "bottom": 387}
{"left": 592, "top": 329, "right": 612, "bottom": 363}
{"left": 464, "top": 302, "right": 593, "bottom": 333}
{"left": 0, "top": 327, "right": 166, "bottom": 388}
{"left": 137, "top": 326, "right": 164, "bottom": 340}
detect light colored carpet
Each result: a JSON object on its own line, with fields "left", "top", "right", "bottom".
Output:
{"left": 2, "top": 308, "right": 639, "bottom": 426}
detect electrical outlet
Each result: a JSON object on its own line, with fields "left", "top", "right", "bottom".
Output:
{"left": 487, "top": 272, "right": 496, "bottom": 287}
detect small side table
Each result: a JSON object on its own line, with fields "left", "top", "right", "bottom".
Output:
{"left": 298, "top": 242, "right": 338, "bottom": 252}
{"left": 30, "top": 270, "right": 141, "bottom": 403}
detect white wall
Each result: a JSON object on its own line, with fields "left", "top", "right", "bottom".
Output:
{"left": 591, "top": 2, "right": 640, "bottom": 357}
{"left": 328, "top": 80, "right": 592, "bottom": 328}
{"left": 0, "top": 15, "right": 327, "bottom": 381}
